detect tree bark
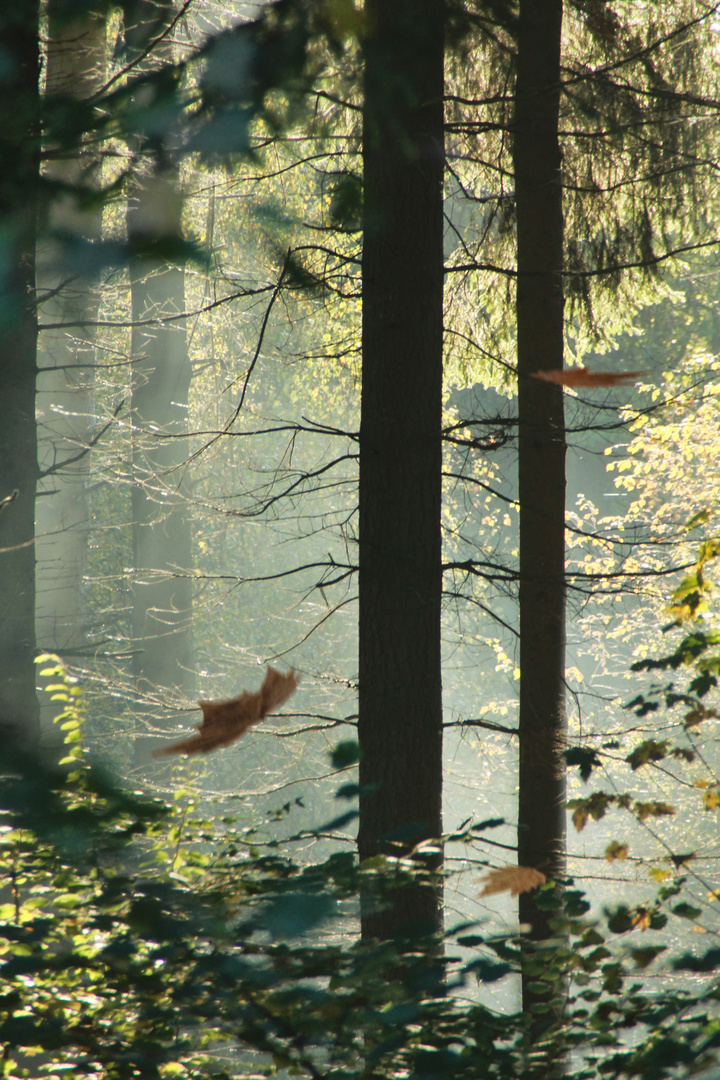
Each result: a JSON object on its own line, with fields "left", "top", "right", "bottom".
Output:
{"left": 36, "top": 6, "right": 106, "bottom": 682}
{"left": 124, "top": 1, "right": 194, "bottom": 759}
{"left": 0, "top": 0, "right": 40, "bottom": 745}
{"left": 513, "top": 0, "right": 567, "bottom": 1020}
{"left": 358, "top": 0, "right": 445, "bottom": 941}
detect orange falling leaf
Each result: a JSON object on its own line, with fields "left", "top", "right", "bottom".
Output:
{"left": 154, "top": 666, "right": 299, "bottom": 757}
{"left": 531, "top": 367, "right": 648, "bottom": 387}
{"left": 478, "top": 865, "right": 546, "bottom": 898}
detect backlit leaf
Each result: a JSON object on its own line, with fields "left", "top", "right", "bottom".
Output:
{"left": 478, "top": 866, "right": 546, "bottom": 897}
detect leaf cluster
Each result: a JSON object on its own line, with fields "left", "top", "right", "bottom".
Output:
{"left": 629, "top": 539, "right": 720, "bottom": 709}
{"left": 3, "top": 661, "right": 720, "bottom": 1079}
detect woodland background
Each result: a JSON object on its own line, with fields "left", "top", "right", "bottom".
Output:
{"left": 3, "top": 0, "right": 720, "bottom": 1077}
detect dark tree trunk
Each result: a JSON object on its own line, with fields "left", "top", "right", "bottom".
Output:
{"left": 513, "top": 0, "right": 567, "bottom": 1020}
{"left": 358, "top": 0, "right": 445, "bottom": 941}
{"left": 0, "top": 0, "right": 40, "bottom": 745}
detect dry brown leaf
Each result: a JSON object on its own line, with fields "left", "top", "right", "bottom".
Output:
{"left": 531, "top": 367, "right": 648, "bottom": 387}
{"left": 631, "top": 909, "right": 652, "bottom": 932}
{"left": 478, "top": 865, "right": 546, "bottom": 898}
{"left": 684, "top": 705, "right": 718, "bottom": 729}
{"left": 153, "top": 666, "right": 299, "bottom": 757}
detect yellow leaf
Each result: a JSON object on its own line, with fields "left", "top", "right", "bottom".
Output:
{"left": 631, "top": 909, "right": 652, "bottom": 931}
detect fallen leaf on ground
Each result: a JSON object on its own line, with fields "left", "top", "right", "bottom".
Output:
{"left": 478, "top": 865, "right": 546, "bottom": 897}
{"left": 531, "top": 367, "right": 648, "bottom": 387}
{"left": 154, "top": 666, "right": 299, "bottom": 757}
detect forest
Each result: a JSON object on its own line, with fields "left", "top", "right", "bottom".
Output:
{"left": 2, "top": 0, "right": 720, "bottom": 1077}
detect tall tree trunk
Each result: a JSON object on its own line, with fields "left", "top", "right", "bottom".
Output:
{"left": 124, "top": 1, "right": 193, "bottom": 759}
{"left": 127, "top": 174, "right": 193, "bottom": 748}
{"left": 513, "top": 0, "right": 567, "bottom": 1021}
{"left": 0, "top": 0, "right": 40, "bottom": 746}
{"left": 36, "top": 6, "right": 106, "bottom": 679}
{"left": 358, "top": 0, "right": 445, "bottom": 941}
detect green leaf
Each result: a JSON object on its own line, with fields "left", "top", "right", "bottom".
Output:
{"left": 564, "top": 746, "right": 603, "bottom": 782}
{"left": 606, "top": 906, "right": 634, "bottom": 934}
{"left": 673, "top": 948, "right": 720, "bottom": 972}
{"left": 328, "top": 172, "right": 363, "bottom": 229}
{"left": 686, "top": 509, "right": 711, "bottom": 531}
{"left": 330, "top": 740, "right": 361, "bottom": 769}
{"left": 626, "top": 739, "right": 669, "bottom": 770}
{"left": 471, "top": 817, "right": 506, "bottom": 832}
{"left": 579, "top": 928, "right": 605, "bottom": 948}
{"left": 334, "top": 782, "right": 360, "bottom": 800}
{"left": 568, "top": 792, "right": 620, "bottom": 831}
{"left": 630, "top": 946, "right": 666, "bottom": 969}
{"left": 563, "top": 891, "right": 591, "bottom": 917}
{"left": 533, "top": 888, "right": 561, "bottom": 911}
{"left": 464, "top": 957, "right": 512, "bottom": 982}
{"left": 263, "top": 891, "right": 337, "bottom": 937}
{"left": 581, "top": 946, "right": 611, "bottom": 972}
{"left": 672, "top": 903, "right": 702, "bottom": 920}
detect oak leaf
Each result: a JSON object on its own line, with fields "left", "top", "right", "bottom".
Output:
{"left": 154, "top": 666, "right": 299, "bottom": 757}
{"left": 531, "top": 367, "right": 647, "bottom": 387}
{"left": 478, "top": 865, "right": 546, "bottom": 898}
